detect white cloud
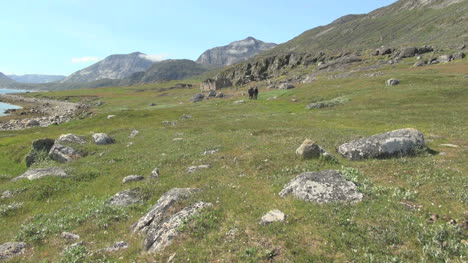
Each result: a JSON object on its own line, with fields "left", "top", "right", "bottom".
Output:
{"left": 139, "top": 54, "right": 166, "bottom": 62}
{"left": 71, "top": 56, "right": 100, "bottom": 63}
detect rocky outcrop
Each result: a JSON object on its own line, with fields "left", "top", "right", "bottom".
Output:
{"left": 92, "top": 133, "right": 114, "bottom": 145}
{"left": 200, "top": 78, "right": 232, "bottom": 91}
{"left": 0, "top": 242, "right": 26, "bottom": 261}
{"left": 196, "top": 37, "right": 277, "bottom": 67}
{"left": 396, "top": 46, "right": 433, "bottom": 59}
{"left": 48, "top": 143, "right": 82, "bottom": 163}
{"left": 143, "top": 202, "right": 212, "bottom": 253}
{"left": 295, "top": 140, "right": 331, "bottom": 159}
{"left": 122, "top": 175, "right": 145, "bottom": 184}
{"left": 279, "top": 170, "right": 363, "bottom": 203}
{"left": 102, "top": 241, "right": 128, "bottom": 253}
{"left": 107, "top": 189, "right": 142, "bottom": 207}
{"left": 186, "top": 165, "right": 210, "bottom": 173}
{"left": 259, "top": 210, "right": 286, "bottom": 225}
{"left": 57, "top": 134, "right": 86, "bottom": 144}
{"left": 25, "top": 138, "right": 55, "bottom": 167}
{"left": 337, "top": 128, "right": 426, "bottom": 160}
{"left": 12, "top": 167, "right": 68, "bottom": 181}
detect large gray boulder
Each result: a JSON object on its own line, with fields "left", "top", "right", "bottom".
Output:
{"left": 132, "top": 188, "right": 199, "bottom": 234}
{"left": 122, "top": 175, "right": 145, "bottom": 184}
{"left": 48, "top": 143, "right": 82, "bottom": 163}
{"left": 25, "top": 138, "right": 55, "bottom": 167}
{"left": 57, "top": 134, "right": 86, "bottom": 144}
{"left": 296, "top": 139, "right": 331, "bottom": 159}
{"left": 107, "top": 189, "right": 142, "bottom": 207}
{"left": 12, "top": 167, "right": 68, "bottom": 181}
{"left": 144, "top": 202, "right": 212, "bottom": 253}
{"left": 0, "top": 242, "right": 26, "bottom": 261}
{"left": 279, "top": 170, "right": 363, "bottom": 203}
{"left": 92, "top": 133, "right": 114, "bottom": 145}
{"left": 191, "top": 93, "right": 204, "bottom": 103}
{"left": 337, "top": 128, "right": 425, "bottom": 160}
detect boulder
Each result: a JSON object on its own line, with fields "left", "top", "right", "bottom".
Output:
{"left": 278, "top": 83, "right": 295, "bottom": 90}
{"left": 132, "top": 188, "right": 199, "bottom": 234}
{"left": 385, "top": 79, "right": 400, "bottom": 86}
{"left": 92, "top": 133, "right": 114, "bottom": 145}
{"left": 150, "top": 168, "right": 160, "bottom": 178}
{"left": 0, "top": 242, "right": 26, "bottom": 261}
{"left": 122, "top": 175, "right": 145, "bottom": 184}
{"left": 57, "top": 134, "right": 86, "bottom": 144}
{"left": 215, "top": 92, "right": 225, "bottom": 98}
{"left": 25, "top": 138, "right": 55, "bottom": 167}
{"left": 208, "top": 90, "right": 216, "bottom": 97}
{"left": 25, "top": 120, "right": 40, "bottom": 127}
{"left": 180, "top": 114, "right": 192, "bottom": 120}
{"left": 107, "top": 189, "right": 142, "bottom": 207}
{"left": 337, "top": 128, "right": 425, "bottom": 161}
{"left": 295, "top": 139, "right": 331, "bottom": 159}
{"left": 259, "top": 209, "right": 286, "bottom": 225}
{"left": 61, "top": 232, "right": 80, "bottom": 240}
{"left": 398, "top": 47, "right": 418, "bottom": 58}
{"left": 12, "top": 167, "right": 68, "bottom": 181}
{"left": 144, "top": 202, "right": 213, "bottom": 253}
{"left": 437, "top": 55, "right": 452, "bottom": 63}
{"left": 279, "top": 170, "right": 363, "bottom": 203}
{"left": 129, "top": 129, "right": 139, "bottom": 139}
{"left": 48, "top": 143, "right": 82, "bottom": 163}
{"left": 191, "top": 93, "right": 204, "bottom": 103}
{"left": 452, "top": 52, "right": 465, "bottom": 60}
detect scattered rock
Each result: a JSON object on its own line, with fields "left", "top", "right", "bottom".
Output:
{"left": 12, "top": 167, "right": 68, "bottom": 181}
{"left": 296, "top": 139, "right": 332, "bottom": 159}
{"left": 208, "top": 90, "right": 217, "bottom": 97}
{"left": 129, "top": 129, "right": 139, "bottom": 139}
{"left": 122, "top": 175, "right": 145, "bottom": 184}
{"left": 180, "top": 114, "right": 192, "bottom": 120}
{"left": 278, "top": 83, "right": 295, "bottom": 90}
{"left": 48, "top": 143, "right": 82, "bottom": 163}
{"left": 305, "top": 96, "right": 349, "bottom": 109}
{"left": 25, "top": 119, "right": 40, "bottom": 127}
{"left": 57, "top": 134, "right": 86, "bottom": 144}
{"left": 437, "top": 55, "right": 452, "bottom": 63}
{"left": 107, "top": 115, "right": 116, "bottom": 119}
{"left": 107, "top": 189, "right": 142, "bottom": 207}
{"left": 413, "top": 61, "right": 425, "bottom": 67}
{"left": 439, "top": 144, "right": 459, "bottom": 148}
{"left": 143, "top": 202, "right": 213, "bottom": 253}
{"left": 337, "top": 128, "right": 426, "bottom": 160}
{"left": 385, "top": 79, "right": 400, "bottom": 86}
{"left": 191, "top": 93, "right": 205, "bottom": 103}
{"left": 186, "top": 165, "right": 210, "bottom": 173}
{"left": 92, "top": 133, "right": 114, "bottom": 145}
{"left": 150, "top": 168, "right": 160, "bottom": 178}
{"left": 202, "top": 149, "right": 219, "bottom": 155}
{"left": 25, "top": 138, "right": 55, "bottom": 167}
{"left": 61, "top": 232, "right": 80, "bottom": 240}
{"left": 1, "top": 190, "right": 14, "bottom": 199}
{"left": 102, "top": 241, "right": 128, "bottom": 253}
{"left": 452, "top": 52, "right": 465, "bottom": 60}
{"left": 279, "top": 170, "right": 363, "bottom": 203}
{"left": 259, "top": 209, "right": 286, "bottom": 225}
{"left": 233, "top": 100, "right": 245, "bottom": 104}
{"left": 215, "top": 92, "right": 225, "bottom": 98}
{"left": 162, "top": 121, "right": 177, "bottom": 126}
{"left": 427, "top": 214, "right": 439, "bottom": 223}
{"left": 149, "top": 103, "right": 157, "bottom": 107}
{"left": 132, "top": 188, "right": 200, "bottom": 234}
{"left": 0, "top": 202, "right": 23, "bottom": 215}
{"left": 0, "top": 242, "right": 26, "bottom": 261}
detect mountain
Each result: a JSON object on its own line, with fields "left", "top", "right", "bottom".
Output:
{"left": 196, "top": 37, "right": 277, "bottom": 67}
{"left": 0, "top": 72, "right": 15, "bottom": 86}
{"left": 266, "top": 0, "right": 468, "bottom": 55}
{"left": 62, "top": 52, "right": 155, "bottom": 83}
{"left": 8, "top": 74, "right": 65, "bottom": 83}
{"left": 127, "top": 59, "right": 209, "bottom": 84}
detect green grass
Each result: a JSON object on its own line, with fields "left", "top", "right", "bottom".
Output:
{"left": 0, "top": 60, "right": 467, "bottom": 262}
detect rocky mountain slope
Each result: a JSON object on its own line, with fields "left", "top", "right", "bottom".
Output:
{"left": 266, "top": 0, "right": 467, "bottom": 55}
{"left": 0, "top": 72, "right": 15, "bottom": 86}
{"left": 8, "top": 74, "right": 65, "bottom": 84}
{"left": 196, "top": 37, "right": 277, "bottom": 67}
{"left": 62, "top": 52, "right": 155, "bottom": 83}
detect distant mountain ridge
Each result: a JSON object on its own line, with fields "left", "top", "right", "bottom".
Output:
{"left": 8, "top": 74, "right": 65, "bottom": 84}
{"left": 196, "top": 37, "right": 277, "bottom": 67}
{"left": 62, "top": 52, "right": 155, "bottom": 83}
{"left": 0, "top": 72, "right": 15, "bottom": 86}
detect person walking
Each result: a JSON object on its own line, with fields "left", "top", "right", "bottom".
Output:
{"left": 254, "top": 86, "right": 259, "bottom": 100}
{"left": 248, "top": 87, "right": 254, "bottom": 99}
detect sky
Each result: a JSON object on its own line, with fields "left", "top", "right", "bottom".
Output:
{"left": 0, "top": 0, "right": 397, "bottom": 76}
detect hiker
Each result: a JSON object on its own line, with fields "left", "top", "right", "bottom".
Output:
{"left": 254, "top": 87, "right": 259, "bottom": 100}
{"left": 248, "top": 87, "right": 254, "bottom": 99}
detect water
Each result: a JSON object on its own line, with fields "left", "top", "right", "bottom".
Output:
{"left": 0, "top": 88, "right": 25, "bottom": 116}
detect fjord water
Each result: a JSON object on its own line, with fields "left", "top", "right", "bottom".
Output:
{"left": 0, "top": 88, "right": 23, "bottom": 116}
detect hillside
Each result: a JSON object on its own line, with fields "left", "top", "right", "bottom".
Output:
{"left": 8, "top": 74, "right": 65, "bottom": 84}
{"left": 266, "top": 0, "right": 468, "bottom": 55}
{"left": 62, "top": 52, "right": 154, "bottom": 83}
{"left": 196, "top": 37, "right": 277, "bottom": 67}
{"left": 0, "top": 72, "right": 15, "bottom": 86}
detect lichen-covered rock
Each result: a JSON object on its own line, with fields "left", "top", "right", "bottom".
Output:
{"left": 385, "top": 79, "right": 400, "bottom": 86}
{"left": 150, "top": 168, "right": 160, "bottom": 178}
{"left": 107, "top": 189, "right": 142, "bottom": 207}
{"left": 295, "top": 139, "right": 331, "bottom": 159}
{"left": 122, "top": 175, "right": 145, "bottom": 184}
{"left": 12, "top": 167, "right": 68, "bottom": 181}
{"left": 259, "top": 209, "right": 286, "bottom": 225}
{"left": 186, "top": 165, "right": 210, "bottom": 174}
{"left": 132, "top": 188, "right": 199, "bottom": 234}
{"left": 0, "top": 242, "right": 26, "bottom": 261}
{"left": 279, "top": 170, "right": 363, "bottom": 203}
{"left": 57, "top": 134, "right": 86, "bottom": 144}
{"left": 337, "top": 128, "right": 425, "bottom": 160}
{"left": 144, "top": 201, "right": 213, "bottom": 253}
{"left": 25, "top": 138, "right": 55, "bottom": 167}
{"left": 61, "top": 232, "right": 80, "bottom": 240}
{"left": 48, "top": 143, "right": 82, "bottom": 163}
{"left": 92, "top": 133, "right": 114, "bottom": 145}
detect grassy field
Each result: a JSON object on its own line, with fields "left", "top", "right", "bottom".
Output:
{"left": 0, "top": 60, "right": 467, "bottom": 262}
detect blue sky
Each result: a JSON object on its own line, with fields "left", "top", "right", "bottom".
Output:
{"left": 0, "top": 0, "right": 396, "bottom": 76}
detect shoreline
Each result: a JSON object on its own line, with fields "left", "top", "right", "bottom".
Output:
{"left": 0, "top": 94, "right": 88, "bottom": 131}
